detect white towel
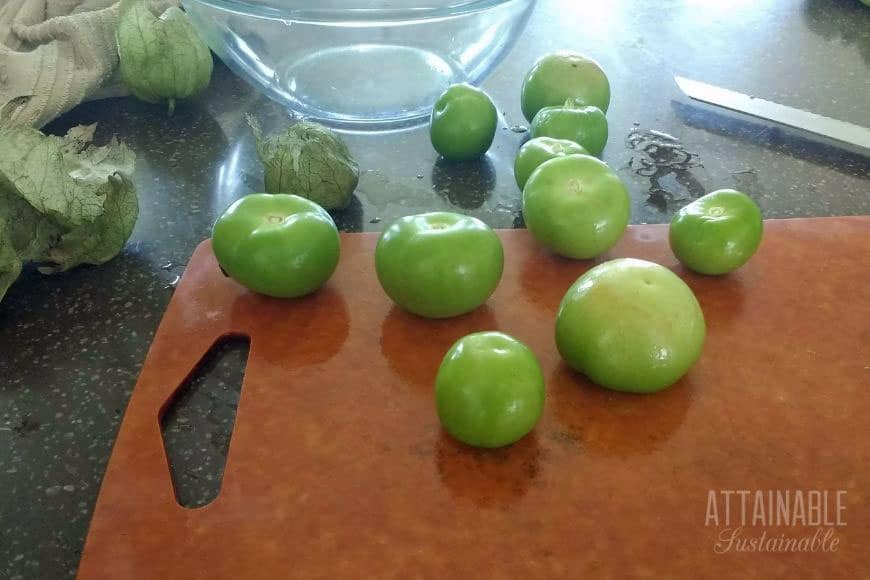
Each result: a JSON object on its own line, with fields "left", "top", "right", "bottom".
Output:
{"left": 0, "top": 0, "right": 177, "bottom": 128}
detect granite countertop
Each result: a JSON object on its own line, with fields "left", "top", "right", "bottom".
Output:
{"left": 1, "top": 0, "right": 869, "bottom": 578}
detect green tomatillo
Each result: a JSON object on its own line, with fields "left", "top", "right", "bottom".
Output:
{"left": 530, "top": 100, "right": 608, "bottom": 156}
{"left": 375, "top": 212, "right": 503, "bottom": 318}
{"left": 669, "top": 189, "right": 764, "bottom": 275}
{"left": 116, "top": 0, "right": 214, "bottom": 115}
{"left": 521, "top": 51, "right": 611, "bottom": 122}
{"left": 556, "top": 258, "right": 706, "bottom": 393}
{"left": 514, "top": 137, "right": 588, "bottom": 191}
{"left": 522, "top": 154, "right": 630, "bottom": 259}
{"left": 436, "top": 331, "right": 546, "bottom": 448}
{"left": 430, "top": 84, "right": 498, "bottom": 162}
{"left": 212, "top": 194, "right": 340, "bottom": 298}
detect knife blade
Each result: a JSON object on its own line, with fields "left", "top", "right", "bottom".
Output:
{"left": 674, "top": 76, "right": 870, "bottom": 151}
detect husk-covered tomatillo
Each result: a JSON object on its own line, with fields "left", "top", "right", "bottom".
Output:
{"left": 247, "top": 116, "right": 359, "bottom": 210}
{"left": 116, "top": 0, "right": 214, "bottom": 115}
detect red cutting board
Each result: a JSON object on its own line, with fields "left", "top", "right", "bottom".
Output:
{"left": 78, "top": 217, "right": 869, "bottom": 579}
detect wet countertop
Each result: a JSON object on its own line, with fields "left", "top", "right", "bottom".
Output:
{"left": 1, "top": 0, "right": 869, "bottom": 577}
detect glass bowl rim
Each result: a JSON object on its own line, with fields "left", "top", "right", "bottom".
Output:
{"left": 183, "top": 0, "right": 528, "bottom": 22}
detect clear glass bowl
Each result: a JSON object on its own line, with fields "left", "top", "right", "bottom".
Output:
{"left": 183, "top": 0, "right": 536, "bottom": 129}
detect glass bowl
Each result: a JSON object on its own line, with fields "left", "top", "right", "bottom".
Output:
{"left": 183, "top": 0, "right": 536, "bottom": 129}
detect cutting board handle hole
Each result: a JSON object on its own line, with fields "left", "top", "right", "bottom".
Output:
{"left": 159, "top": 334, "right": 250, "bottom": 509}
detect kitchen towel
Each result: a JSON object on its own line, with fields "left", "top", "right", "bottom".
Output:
{"left": 0, "top": 0, "right": 177, "bottom": 128}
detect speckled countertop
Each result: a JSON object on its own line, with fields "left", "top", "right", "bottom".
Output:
{"left": 1, "top": 0, "right": 868, "bottom": 578}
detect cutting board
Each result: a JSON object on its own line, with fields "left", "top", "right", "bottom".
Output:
{"left": 78, "top": 217, "right": 869, "bottom": 579}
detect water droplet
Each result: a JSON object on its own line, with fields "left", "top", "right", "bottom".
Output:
{"left": 510, "top": 125, "right": 528, "bottom": 133}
